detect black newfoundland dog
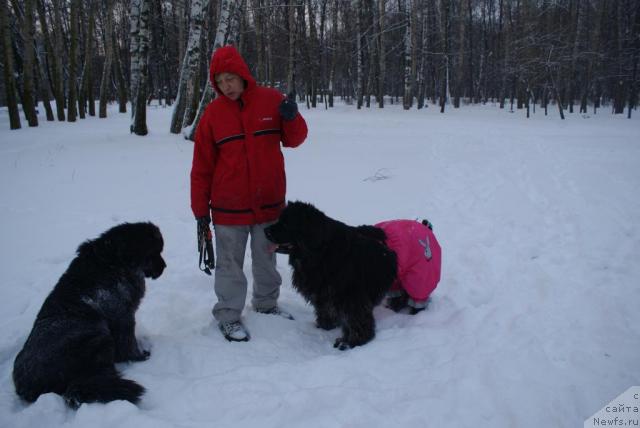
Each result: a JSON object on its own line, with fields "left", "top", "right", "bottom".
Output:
{"left": 264, "top": 201, "right": 397, "bottom": 350}
{"left": 13, "top": 222, "right": 166, "bottom": 408}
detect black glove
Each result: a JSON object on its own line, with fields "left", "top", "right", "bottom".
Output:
{"left": 279, "top": 93, "right": 298, "bottom": 121}
{"left": 196, "top": 216, "right": 215, "bottom": 274}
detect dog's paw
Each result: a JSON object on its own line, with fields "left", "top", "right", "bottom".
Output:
{"left": 64, "top": 396, "right": 81, "bottom": 410}
{"left": 385, "top": 295, "right": 409, "bottom": 312}
{"left": 409, "top": 306, "right": 425, "bottom": 315}
{"left": 333, "top": 338, "right": 351, "bottom": 351}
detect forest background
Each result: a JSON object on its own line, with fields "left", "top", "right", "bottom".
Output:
{"left": 1, "top": 0, "right": 639, "bottom": 133}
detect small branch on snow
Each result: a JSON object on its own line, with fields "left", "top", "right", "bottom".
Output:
{"left": 363, "top": 168, "right": 392, "bottom": 182}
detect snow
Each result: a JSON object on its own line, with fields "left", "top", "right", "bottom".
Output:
{"left": 1, "top": 101, "right": 639, "bottom": 428}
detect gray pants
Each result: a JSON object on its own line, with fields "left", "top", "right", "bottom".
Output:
{"left": 212, "top": 222, "right": 281, "bottom": 323}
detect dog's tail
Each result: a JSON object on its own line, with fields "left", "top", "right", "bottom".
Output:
{"left": 64, "top": 369, "right": 145, "bottom": 408}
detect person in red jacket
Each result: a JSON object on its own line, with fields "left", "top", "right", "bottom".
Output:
{"left": 191, "top": 45, "right": 308, "bottom": 342}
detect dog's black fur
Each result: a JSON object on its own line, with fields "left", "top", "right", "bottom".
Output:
{"left": 13, "top": 222, "right": 166, "bottom": 408}
{"left": 265, "top": 201, "right": 397, "bottom": 350}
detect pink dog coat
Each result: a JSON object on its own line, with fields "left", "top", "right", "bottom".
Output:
{"left": 375, "top": 220, "right": 442, "bottom": 308}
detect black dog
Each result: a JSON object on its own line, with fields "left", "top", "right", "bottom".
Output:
{"left": 13, "top": 222, "right": 166, "bottom": 408}
{"left": 264, "top": 201, "right": 397, "bottom": 350}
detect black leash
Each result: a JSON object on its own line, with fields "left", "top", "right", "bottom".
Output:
{"left": 198, "top": 222, "right": 215, "bottom": 275}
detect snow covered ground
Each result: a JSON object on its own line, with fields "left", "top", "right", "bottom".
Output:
{"left": 0, "top": 101, "right": 638, "bottom": 428}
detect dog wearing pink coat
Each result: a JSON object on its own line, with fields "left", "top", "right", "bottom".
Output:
{"left": 374, "top": 219, "right": 442, "bottom": 314}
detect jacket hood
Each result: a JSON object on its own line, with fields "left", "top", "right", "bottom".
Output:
{"left": 209, "top": 45, "right": 256, "bottom": 97}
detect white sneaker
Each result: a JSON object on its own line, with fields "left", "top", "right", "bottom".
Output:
{"left": 255, "top": 306, "right": 294, "bottom": 320}
{"left": 218, "top": 320, "right": 250, "bottom": 342}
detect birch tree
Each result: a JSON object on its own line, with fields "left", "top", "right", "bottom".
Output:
{"left": 402, "top": 0, "right": 413, "bottom": 110}
{"left": 170, "top": 0, "right": 209, "bottom": 134}
{"left": 417, "top": 1, "right": 429, "bottom": 109}
{"left": 130, "top": 0, "right": 142, "bottom": 115}
{"left": 130, "top": 0, "right": 151, "bottom": 135}
{"left": 4, "top": 0, "right": 639, "bottom": 134}
{"left": 187, "top": 0, "right": 232, "bottom": 141}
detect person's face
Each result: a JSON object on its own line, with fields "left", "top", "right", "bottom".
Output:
{"left": 215, "top": 72, "right": 244, "bottom": 101}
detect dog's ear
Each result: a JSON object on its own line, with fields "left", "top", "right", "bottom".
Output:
{"left": 77, "top": 236, "right": 121, "bottom": 260}
{"left": 304, "top": 210, "right": 332, "bottom": 249}
{"left": 76, "top": 239, "right": 95, "bottom": 257}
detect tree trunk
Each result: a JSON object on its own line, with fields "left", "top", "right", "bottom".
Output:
{"left": 378, "top": 0, "right": 385, "bottom": 107}
{"left": 307, "top": 0, "right": 318, "bottom": 108}
{"left": 36, "top": 0, "right": 65, "bottom": 121}
{"left": 35, "top": 42, "right": 54, "bottom": 121}
{"left": 266, "top": 1, "right": 275, "bottom": 85}
{"left": 130, "top": 0, "right": 141, "bottom": 115}
{"left": 175, "top": 0, "right": 185, "bottom": 71}
{"left": 77, "top": 1, "right": 86, "bottom": 119}
{"left": 364, "top": 0, "right": 375, "bottom": 108}
{"left": 417, "top": 1, "right": 430, "bottom": 109}
{"left": 454, "top": 0, "right": 466, "bottom": 108}
{"left": 286, "top": 0, "right": 297, "bottom": 95}
{"left": 0, "top": 0, "right": 21, "bottom": 129}
{"left": 187, "top": 0, "right": 232, "bottom": 141}
{"left": 21, "top": 0, "right": 38, "bottom": 126}
{"left": 628, "top": 2, "right": 640, "bottom": 118}
{"left": 440, "top": 0, "right": 450, "bottom": 113}
{"left": 329, "top": 0, "right": 338, "bottom": 107}
{"left": 466, "top": 0, "right": 474, "bottom": 102}
{"left": 79, "top": 0, "right": 95, "bottom": 117}
{"left": 613, "top": 0, "right": 625, "bottom": 114}
{"left": 130, "top": 0, "right": 151, "bottom": 135}
{"left": 319, "top": 0, "right": 328, "bottom": 108}
{"left": 170, "top": 0, "right": 209, "bottom": 134}
{"left": 354, "top": 0, "right": 363, "bottom": 109}
{"left": 252, "top": 0, "right": 265, "bottom": 83}
{"left": 149, "top": 0, "right": 170, "bottom": 105}
{"left": 67, "top": 0, "right": 79, "bottom": 122}
{"left": 99, "top": 0, "right": 113, "bottom": 118}
{"left": 52, "top": 0, "right": 67, "bottom": 119}
{"left": 402, "top": 0, "right": 413, "bottom": 110}
{"left": 498, "top": 0, "right": 509, "bottom": 109}
{"left": 113, "top": 31, "right": 128, "bottom": 113}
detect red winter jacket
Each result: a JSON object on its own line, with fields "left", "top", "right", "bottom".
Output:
{"left": 190, "top": 46, "right": 308, "bottom": 225}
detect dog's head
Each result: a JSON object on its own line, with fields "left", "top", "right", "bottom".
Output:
{"left": 265, "top": 201, "right": 331, "bottom": 253}
{"left": 78, "top": 222, "right": 166, "bottom": 279}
